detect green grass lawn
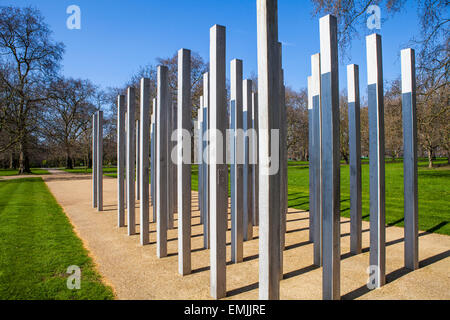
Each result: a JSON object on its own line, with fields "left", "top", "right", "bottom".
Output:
{"left": 285, "top": 159, "right": 450, "bottom": 236}
{"left": 82, "top": 159, "right": 450, "bottom": 236}
{"left": 191, "top": 160, "right": 449, "bottom": 236}
{"left": 62, "top": 167, "right": 117, "bottom": 176}
{"left": 0, "top": 177, "right": 114, "bottom": 300}
{"left": 0, "top": 168, "right": 49, "bottom": 176}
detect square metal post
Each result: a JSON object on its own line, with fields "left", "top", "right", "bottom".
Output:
{"left": 243, "top": 79, "right": 254, "bottom": 241}
{"left": 320, "top": 14, "right": 340, "bottom": 300}
{"left": 347, "top": 64, "right": 362, "bottom": 254}
{"left": 117, "top": 95, "right": 126, "bottom": 227}
{"left": 257, "top": 0, "right": 281, "bottom": 300}
{"left": 367, "top": 33, "right": 386, "bottom": 288}
{"left": 136, "top": 119, "right": 140, "bottom": 201}
{"left": 252, "top": 92, "right": 259, "bottom": 227}
{"left": 150, "top": 110, "right": 154, "bottom": 207}
{"left": 209, "top": 24, "right": 227, "bottom": 299}
{"left": 401, "top": 48, "right": 418, "bottom": 270}
{"left": 311, "top": 53, "right": 323, "bottom": 265}
{"left": 198, "top": 97, "right": 203, "bottom": 217}
{"left": 151, "top": 98, "right": 157, "bottom": 222}
{"left": 97, "top": 110, "right": 103, "bottom": 211}
{"left": 230, "top": 59, "right": 244, "bottom": 263}
{"left": 156, "top": 66, "right": 169, "bottom": 258}
{"left": 92, "top": 113, "right": 97, "bottom": 208}
{"left": 140, "top": 78, "right": 150, "bottom": 245}
{"left": 202, "top": 72, "right": 210, "bottom": 249}
{"left": 126, "top": 88, "right": 136, "bottom": 235}
{"left": 177, "top": 48, "right": 192, "bottom": 275}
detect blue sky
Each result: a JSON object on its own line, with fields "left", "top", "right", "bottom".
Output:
{"left": 2, "top": 0, "right": 420, "bottom": 95}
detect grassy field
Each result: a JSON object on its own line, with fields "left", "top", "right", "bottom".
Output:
{"left": 0, "top": 178, "right": 114, "bottom": 299}
{"left": 71, "top": 160, "right": 449, "bottom": 236}
{"left": 284, "top": 159, "right": 449, "bottom": 235}
{"left": 62, "top": 167, "right": 117, "bottom": 175}
{"left": 0, "top": 168, "right": 49, "bottom": 176}
{"left": 191, "top": 159, "right": 450, "bottom": 236}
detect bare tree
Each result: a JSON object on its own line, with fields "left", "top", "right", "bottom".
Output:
{"left": 0, "top": 6, "right": 64, "bottom": 173}
{"left": 384, "top": 79, "right": 403, "bottom": 161}
{"left": 285, "top": 87, "right": 309, "bottom": 160}
{"left": 340, "top": 92, "right": 350, "bottom": 163}
{"left": 312, "top": 0, "right": 449, "bottom": 167}
{"left": 311, "top": 0, "right": 404, "bottom": 58}
{"left": 42, "top": 78, "right": 97, "bottom": 169}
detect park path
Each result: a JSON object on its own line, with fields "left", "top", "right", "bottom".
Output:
{"left": 41, "top": 170, "right": 450, "bottom": 300}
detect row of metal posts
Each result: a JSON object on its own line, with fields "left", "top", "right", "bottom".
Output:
{"left": 95, "top": 0, "right": 418, "bottom": 301}
{"left": 307, "top": 15, "right": 419, "bottom": 299}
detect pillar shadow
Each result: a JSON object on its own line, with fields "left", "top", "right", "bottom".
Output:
{"left": 191, "top": 265, "right": 210, "bottom": 274}
{"left": 425, "top": 221, "right": 448, "bottom": 234}
{"left": 287, "top": 217, "right": 310, "bottom": 223}
{"left": 340, "top": 228, "right": 370, "bottom": 238}
{"left": 387, "top": 218, "right": 404, "bottom": 227}
{"left": 283, "top": 264, "right": 319, "bottom": 280}
{"left": 227, "top": 282, "right": 259, "bottom": 297}
{"left": 285, "top": 226, "right": 309, "bottom": 234}
{"left": 285, "top": 240, "right": 311, "bottom": 251}
{"left": 287, "top": 210, "right": 307, "bottom": 215}
{"left": 341, "top": 250, "right": 450, "bottom": 300}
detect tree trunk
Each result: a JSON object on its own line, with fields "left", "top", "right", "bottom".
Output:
{"left": 9, "top": 151, "right": 13, "bottom": 169}
{"left": 18, "top": 139, "right": 31, "bottom": 174}
{"left": 342, "top": 153, "right": 349, "bottom": 164}
{"left": 66, "top": 153, "right": 73, "bottom": 169}
{"left": 88, "top": 151, "right": 92, "bottom": 169}
{"left": 428, "top": 148, "right": 433, "bottom": 168}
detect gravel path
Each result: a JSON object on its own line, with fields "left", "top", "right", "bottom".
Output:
{"left": 40, "top": 171, "right": 450, "bottom": 300}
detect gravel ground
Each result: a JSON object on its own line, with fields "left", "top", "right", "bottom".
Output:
{"left": 41, "top": 171, "right": 450, "bottom": 300}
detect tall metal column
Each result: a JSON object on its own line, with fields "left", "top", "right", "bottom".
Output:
{"left": 140, "top": 78, "right": 150, "bottom": 245}
{"left": 209, "top": 24, "right": 227, "bottom": 299}
{"left": 278, "top": 41, "right": 287, "bottom": 279}
{"left": 311, "top": 53, "right": 323, "bottom": 266}
{"left": 243, "top": 79, "right": 254, "bottom": 241}
{"left": 367, "top": 33, "right": 386, "bottom": 288}
{"left": 167, "top": 101, "right": 174, "bottom": 230}
{"left": 257, "top": 0, "right": 281, "bottom": 300}
{"left": 92, "top": 113, "right": 97, "bottom": 208}
{"left": 320, "top": 14, "right": 340, "bottom": 300}
{"left": 198, "top": 97, "right": 204, "bottom": 218}
{"left": 97, "top": 110, "right": 103, "bottom": 211}
{"left": 117, "top": 95, "right": 126, "bottom": 227}
{"left": 156, "top": 66, "right": 169, "bottom": 258}
{"left": 126, "top": 88, "right": 136, "bottom": 235}
{"left": 136, "top": 119, "right": 140, "bottom": 201}
{"left": 347, "top": 64, "right": 362, "bottom": 254}
{"left": 230, "top": 59, "right": 244, "bottom": 263}
{"left": 151, "top": 98, "right": 157, "bottom": 221}
{"left": 170, "top": 101, "right": 177, "bottom": 229}
{"left": 150, "top": 108, "right": 154, "bottom": 207}
{"left": 307, "top": 75, "right": 315, "bottom": 241}
{"left": 401, "top": 48, "right": 418, "bottom": 270}
{"left": 202, "top": 72, "right": 210, "bottom": 249}
{"left": 177, "top": 48, "right": 192, "bottom": 275}
{"left": 252, "top": 92, "right": 259, "bottom": 227}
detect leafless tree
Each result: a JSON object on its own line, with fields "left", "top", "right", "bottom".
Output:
{"left": 0, "top": 6, "right": 64, "bottom": 173}
{"left": 42, "top": 77, "right": 97, "bottom": 169}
